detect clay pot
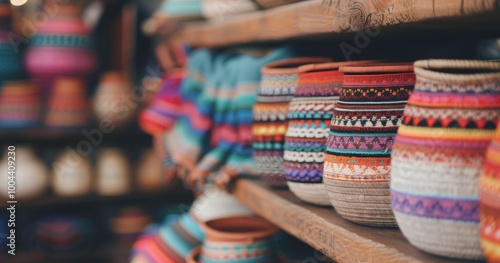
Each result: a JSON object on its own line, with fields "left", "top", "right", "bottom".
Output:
{"left": 96, "top": 148, "right": 131, "bottom": 196}
{"left": 199, "top": 216, "right": 279, "bottom": 263}
{"left": 391, "top": 59, "right": 500, "bottom": 259}
{"left": 52, "top": 150, "right": 92, "bottom": 197}
{"left": 187, "top": 246, "right": 202, "bottom": 263}
{"left": 284, "top": 60, "right": 374, "bottom": 206}
{"left": 0, "top": 147, "right": 48, "bottom": 199}
{"left": 0, "top": 81, "right": 41, "bottom": 128}
{"left": 93, "top": 71, "right": 135, "bottom": 126}
{"left": 25, "top": 3, "right": 96, "bottom": 97}
{"left": 253, "top": 57, "right": 330, "bottom": 189}
{"left": 45, "top": 78, "right": 89, "bottom": 129}
{"left": 323, "top": 62, "right": 415, "bottom": 227}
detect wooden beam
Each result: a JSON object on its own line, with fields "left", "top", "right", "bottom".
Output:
{"left": 169, "top": 0, "right": 498, "bottom": 47}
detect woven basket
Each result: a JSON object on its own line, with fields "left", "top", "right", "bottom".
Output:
{"left": 323, "top": 62, "right": 414, "bottom": 227}
{"left": 0, "top": 81, "right": 41, "bottom": 128}
{"left": 284, "top": 61, "right": 372, "bottom": 206}
{"left": 391, "top": 59, "right": 500, "bottom": 259}
{"left": 481, "top": 126, "right": 500, "bottom": 262}
{"left": 253, "top": 57, "right": 330, "bottom": 189}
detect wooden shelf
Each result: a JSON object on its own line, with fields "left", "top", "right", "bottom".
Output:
{"left": 232, "top": 179, "right": 483, "bottom": 263}
{"left": 168, "top": 0, "right": 499, "bottom": 48}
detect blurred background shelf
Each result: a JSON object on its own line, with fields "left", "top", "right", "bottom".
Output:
{"left": 232, "top": 179, "right": 482, "bottom": 263}
{"left": 8, "top": 243, "right": 131, "bottom": 263}
{"left": 164, "top": 0, "right": 500, "bottom": 48}
{"left": 0, "top": 188, "right": 192, "bottom": 209}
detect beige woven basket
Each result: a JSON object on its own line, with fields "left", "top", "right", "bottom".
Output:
{"left": 390, "top": 59, "right": 500, "bottom": 260}
{"left": 287, "top": 182, "right": 331, "bottom": 206}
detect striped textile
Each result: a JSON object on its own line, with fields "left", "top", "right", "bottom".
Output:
{"left": 481, "top": 126, "right": 500, "bottom": 262}
{"left": 130, "top": 213, "right": 204, "bottom": 263}
{"left": 139, "top": 69, "right": 185, "bottom": 136}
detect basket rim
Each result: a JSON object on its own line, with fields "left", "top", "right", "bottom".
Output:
{"left": 414, "top": 59, "right": 500, "bottom": 84}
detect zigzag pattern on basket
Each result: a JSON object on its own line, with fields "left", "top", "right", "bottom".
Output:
{"left": 391, "top": 190, "right": 480, "bottom": 222}
{"left": 332, "top": 116, "right": 402, "bottom": 129}
{"left": 326, "top": 133, "right": 395, "bottom": 152}
{"left": 324, "top": 155, "right": 391, "bottom": 180}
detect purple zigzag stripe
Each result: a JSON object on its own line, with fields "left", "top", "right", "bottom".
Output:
{"left": 390, "top": 190, "right": 479, "bottom": 222}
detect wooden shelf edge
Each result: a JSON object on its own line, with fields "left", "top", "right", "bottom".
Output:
{"left": 166, "top": 0, "right": 499, "bottom": 48}
{"left": 232, "top": 179, "right": 478, "bottom": 263}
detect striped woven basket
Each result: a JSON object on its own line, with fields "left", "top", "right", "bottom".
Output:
{"left": 253, "top": 57, "right": 330, "bottom": 189}
{"left": 323, "top": 63, "right": 415, "bottom": 227}
{"left": 481, "top": 125, "right": 500, "bottom": 262}
{"left": 284, "top": 61, "right": 371, "bottom": 206}
{"left": 391, "top": 59, "right": 500, "bottom": 260}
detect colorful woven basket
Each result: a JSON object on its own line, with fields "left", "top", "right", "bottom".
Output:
{"left": 253, "top": 57, "right": 330, "bottom": 189}
{"left": 481, "top": 125, "right": 500, "bottom": 262}
{"left": 25, "top": 3, "right": 96, "bottom": 97}
{"left": 45, "top": 78, "right": 89, "bottom": 130}
{"left": 0, "top": 81, "right": 41, "bottom": 128}
{"left": 391, "top": 59, "right": 500, "bottom": 259}
{"left": 284, "top": 61, "right": 366, "bottom": 206}
{"left": 323, "top": 63, "right": 415, "bottom": 227}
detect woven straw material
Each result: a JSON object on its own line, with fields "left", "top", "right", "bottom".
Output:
{"left": 391, "top": 59, "right": 500, "bottom": 260}
{"left": 324, "top": 63, "right": 414, "bottom": 227}
{"left": 480, "top": 126, "right": 500, "bottom": 262}
{"left": 286, "top": 181, "right": 330, "bottom": 206}
{"left": 394, "top": 212, "right": 482, "bottom": 259}
{"left": 324, "top": 180, "right": 396, "bottom": 226}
